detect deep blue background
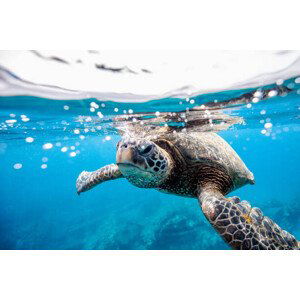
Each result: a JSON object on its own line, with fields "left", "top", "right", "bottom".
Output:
{"left": 0, "top": 90, "right": 299, "bottom": 249}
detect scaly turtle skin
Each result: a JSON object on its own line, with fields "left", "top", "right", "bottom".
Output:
{"left": 76, "top": 129, "right": 299, "bottom": 250}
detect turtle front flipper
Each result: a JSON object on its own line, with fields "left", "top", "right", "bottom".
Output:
{"left": 76, "top": 164, "right": 123, "bottom": 195}
{"left": 198, "top": 189, "right": 299, "bottom": 250}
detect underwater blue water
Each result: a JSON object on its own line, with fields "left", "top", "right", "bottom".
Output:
{"left": 0, "top": 80, "right": 299, "bottom": 250}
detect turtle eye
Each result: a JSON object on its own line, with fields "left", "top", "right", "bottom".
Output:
{"left": 139, "top": 144, "right": 153, "bottom": 155}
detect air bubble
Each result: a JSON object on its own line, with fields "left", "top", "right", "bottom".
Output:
{"left": 264, "top": 123, "right": 273, "bottom": 129}
{"left": 268, "top": 90, "right": 278, "bottom": 98}
{"left": 61, "top": 147, "right": 68, "bottom": 152}
{"left": 25, "top": 137, "right": 34, "bottom": 143}
{"left": 43, "top": 143, "right": 53, "bottom": 150}
{"left": 90, "top": 102, "right": 99, "bottom": 109}
{"left": 5, "top": 119, "right": 17, "bottom": 124}
{"left": 70, "top": 152, "right": 76, "bottom": 157}
{"left": 13, "top": 163, "right": 22, "bottom": 169}
{"left": 261, "top": 129, "right": 267, "bottom": 135}
{"left": 254, "top": 91, "right": 263, "bottom": 98}
{"left": 41, "top": 164, "right": 47, "bottom": 169}
{"left": 63, "top": 105, "right": 69, "bottom": 110}
{"left": 276, "top": 79, "right": 284, "bottom": 85}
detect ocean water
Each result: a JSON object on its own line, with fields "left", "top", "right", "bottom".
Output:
{"left": 0, "top": 77, "right": 300, "bottom": 250}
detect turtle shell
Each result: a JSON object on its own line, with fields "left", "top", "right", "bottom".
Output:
{"left": 155, "top": 131, "right": 255, "bottom": 190}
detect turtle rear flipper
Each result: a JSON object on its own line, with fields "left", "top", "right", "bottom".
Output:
{"left": 76, "top": 164, "right": 123, "bottom": 194}
{"left": 198, "top": 189, "right": 299, "bottom": 250}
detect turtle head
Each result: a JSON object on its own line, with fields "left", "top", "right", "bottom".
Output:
{"left": 116, "top": 138, "right": 172, "bottom": 188}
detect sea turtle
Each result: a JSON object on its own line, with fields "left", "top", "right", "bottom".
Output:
{"left": 76, "top": 126, "right": 299, "bottom": 250}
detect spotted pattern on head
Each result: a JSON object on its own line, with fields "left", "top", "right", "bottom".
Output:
{"left": 117, "top": 137, "right": 172, "bottom": 188}
{"left": 144, "top": 147, "right": 168, "bottom": 175}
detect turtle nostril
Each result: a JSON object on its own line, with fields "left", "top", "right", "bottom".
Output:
{"left": 139, "top": 144, "right": 153, "bottom": 155}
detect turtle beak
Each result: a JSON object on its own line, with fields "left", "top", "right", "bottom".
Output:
{"left": 117, "top": 147, "right": 135, "bottom": 164}
{"left": 116, "top": 139, "right": 137, "bottom": 165}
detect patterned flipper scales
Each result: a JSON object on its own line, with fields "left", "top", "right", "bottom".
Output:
{"left": 199, "top": 193, "right": 299, "bottom": 250}
{"left": 76, "top": 164, "right": 123, "bottom": 194}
